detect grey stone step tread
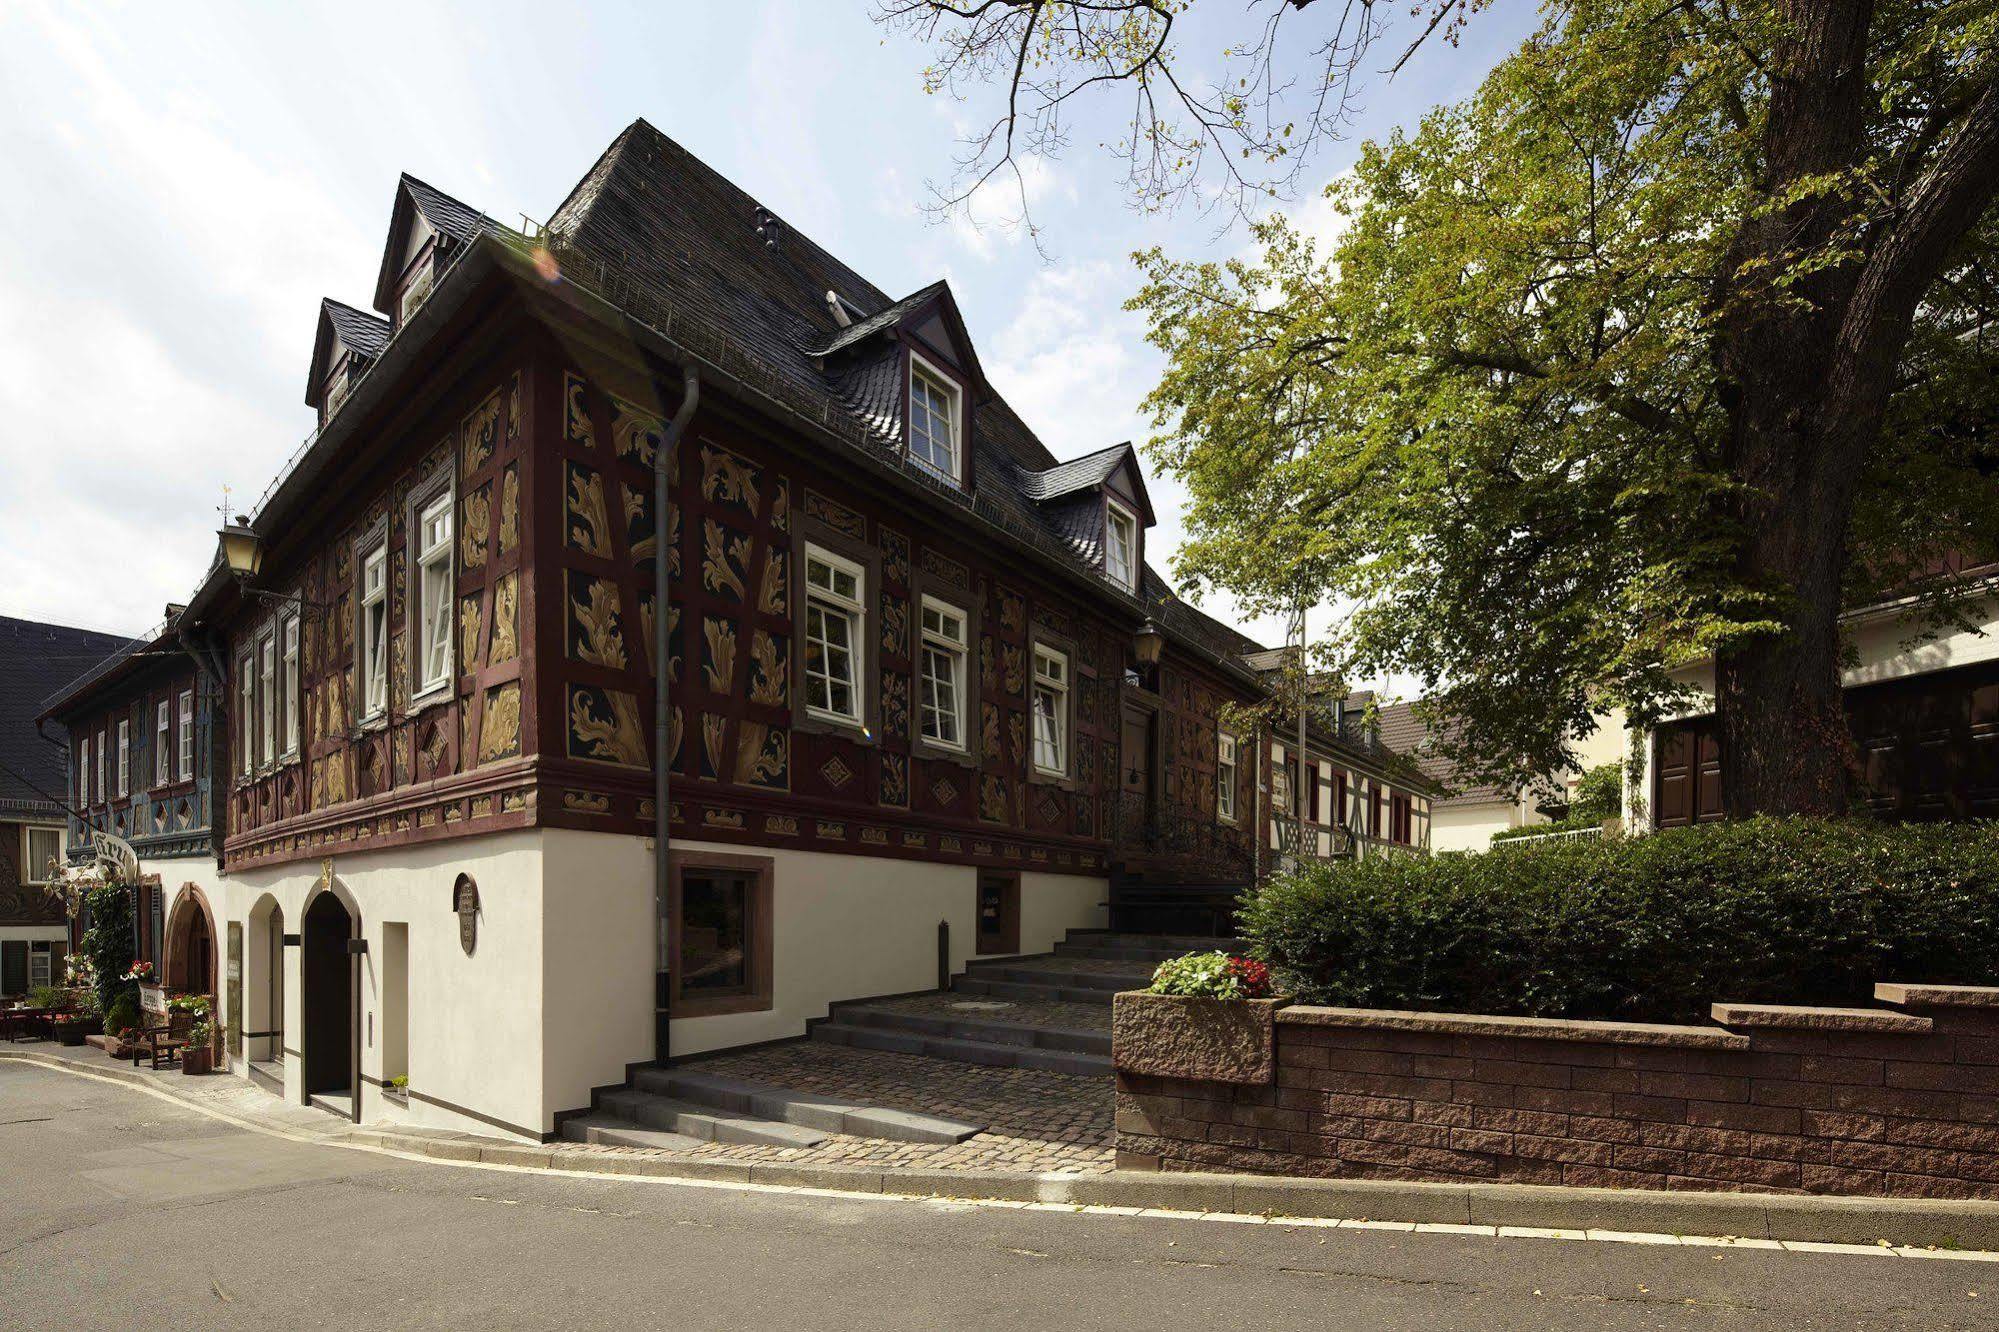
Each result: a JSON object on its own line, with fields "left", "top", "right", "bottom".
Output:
{"left": 599, "top": 1089, "right": 830, "bottom": 1148}
{"left": 950, "top": 977, "right": 1116, "bottom": 1005}
{"left": 964, "top": 962, "right": 1148, "bottom": 990}
{"left": 635, "top": 1067, "right": 983, "bottom": 1144}
{"left": 811, "top": 1022, "right": 1111, "bottom": 1077}
{"left": 561, "top": 1114, "right": 707, "bottom": 1152}
{"left": 831, "top": 1004, "right": 1110, "bottom": 1054}
{"left": 1065, "top": 931, "right": 1244, "bottom": 950}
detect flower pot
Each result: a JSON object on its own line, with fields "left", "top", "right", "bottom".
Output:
{"left": 181, "top": 1047, "right": 212, "bottom": 1076}
{"left": 1111, "top": 992, "right": 1290, "bottom": 1085}
{"left": 55, "top": 1020, "right": 91, "bottom": 1047}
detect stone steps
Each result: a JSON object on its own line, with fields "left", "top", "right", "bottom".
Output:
{"left": 831, "top": 1003, "right": 1109, "bottom": 1056}
{"left": 561, "top": 1113, "right": 707, "bottom": 1152}
{"left": 948, "top": 975, "right": 1119, "bottom": 1005}
{"left": 811, "top": 1021, "right": 1110, "bottom": 1077}
{"left": 635, "top": 1067, "right": 983, "bottom": 1144}
{"left": 591, "top": 1088, "right": 832, "bottom": 1149}
{"left": 962, "top": 960, "right": 1151, "bottom": 992}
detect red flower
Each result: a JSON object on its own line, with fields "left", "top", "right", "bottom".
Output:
{"left": 1224, "top": 955, "right": 1272, "bottom": 998}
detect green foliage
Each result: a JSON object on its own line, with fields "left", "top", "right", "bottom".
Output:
{"left": 1128, "top": 0, "right": 1999, "bottom": 795}
{"left": 105, "top": 992, "right": 139, "bottom": 1037}
{"left": 26, "top": 985, "right": 62, "bottom": 1010}
{"left": 1488, "top": 817, "right": 1602, "bottom": 843}
{"left": 1240, "top": 819, "right": 1999, "bottom": 1023}
{"left": 1569, "top": 763, "right": 1623, "bottom": 824}
{"left": 80, "top": 883, "right": 135, "bottom": 1018}
{"left": 1147, "top": 951, "right": 1272, "bottom": 1000}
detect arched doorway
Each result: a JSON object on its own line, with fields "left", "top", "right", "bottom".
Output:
{"left": 301, "top": 891, "right": 355, "bottom": 1103}
{"left": 163, "top": 887, "right": 216, "bottom": 996}
{"left": 246, "top": 896, "right": 284, "bottom": 1066}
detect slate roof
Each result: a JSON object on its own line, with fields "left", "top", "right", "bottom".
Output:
{"left": 545, "top": 118, "right": 1261, "bottom": 669}
{"left": 403, "top": 173, "right": 493, "bottom": 246}
{"left": 0, "top": 615, "right": 135, "bottom": 819}
{"left": 1019, "top": 442, "right": 1132, "bottom": 502}
{"left": 324, "top": 299, "right": 391, "bottom": 360}
{"left": 1374, "top": 701, "right": 1512, "bottom": 806}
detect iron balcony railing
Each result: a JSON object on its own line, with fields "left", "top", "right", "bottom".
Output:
{"left": 1110, "top": 791, "right": 1255, "bottom": 882}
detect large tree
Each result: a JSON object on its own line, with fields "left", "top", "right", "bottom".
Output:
{"left": 886, "top": 0, "right": 1999, "bottom": 815}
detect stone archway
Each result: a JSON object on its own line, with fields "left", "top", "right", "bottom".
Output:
{"left": 301, "top": 890, "right": 356, "bottom": 1104}
{"left": 163, "top": 885, "right": 217, "bottom": 997}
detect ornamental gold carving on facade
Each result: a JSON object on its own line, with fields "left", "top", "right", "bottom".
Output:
{"left": 747, "top": 630, "right": 786, "bottom": 706}
{"left": 491, "top": 573, "right": 519, "bottom": 664}
{"left": 571, "top": 575, "right": 629, "bottom": 669}
{"left": 563, "top": 790, "right": 611, "bottom": 814}
{"left": 703, "top": 808, "right": 745, "bottom": 831}
{"left": 506, "top": 371, "right": 520, "bottom": 438}
{"left": 1002, "top": 643, "right": 1024, "bottom": 696}
{"left": 769, "top": 478, "right": 789, "bottom": 533}
{"left": 880, "top": 597, "right": 907, "bottom": 658}
{"left": 737, "top": 722, "right": 788, "bottom": 792}
{"left": 460, "top": 484, "right": 491, "bottom": 569}
{"left": 880, "top": 528, "right": 909, "bottom": 586}
{"left": 461, "top": 389, "right": 500, "bottom": 474}
{"left": 802, "top": 489, "right": 864, "bottom": 541}
{"left": 880, "top": 751, "right": 908, "bottom": 807}
{"left": 701, "top": 617, "right": 736, "bottom": 693}
{"left": 566, "top": 463, "right": 611, "bottom": 557}
{"left": 700, "top": 444, "right": 762, "bottom": 516}
{"left": 478, "top": 681, "right": 522, "bottom": 763}
{"left": 919, "top": 546, "right": 969, "bottom": 591}
{"left": 764, "top": 814, "right": 798, "bottom": 836}
{"left": 567, "top": 685, "right": 646, "bottom": 768}
{"left": 497, "top": 465, "right": 520, "bottom": 557}
{"left": 700, "top": 713, "right": 726, "bottom": 779}
{"left": 459, "top": 595, "right": 483, "bottom": 670}
{"left": 565, "top": 373, "right": 595, "bottom": 449}
{"left": 623, "top": 484, "right": 654, "bottom": 565}
{"left": 700, "top": 520, "right": 749, "bottom": 600}
{"left": 819, "top": 754, "right": 854, "bottom": 789}
{"left": 997, "top": 587, "right": 1024, "bottom": 635}
{"left": 612, "top": 398, "right": 665, "bottom": 467}
{"left": 757, "top": 555, "right": 786, "bottom": 616}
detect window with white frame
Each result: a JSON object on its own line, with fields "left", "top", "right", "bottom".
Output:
{"left": 360, "top": 543, "right": 389, "bottom": 720}
{"left": 1217, "top": 732, "right": 1238, "bottom": 822}
{"left": 1031, "top": 644, "right": 1069, "bottom": 777}
{"left": 908, "top": 357, "right": 961, "bottom": 483}
{"left": 95, "top": 730, "right": 105, "bottom": 802}
{"left": 918, "top": 597, "right": 967, "bottom": 751}
{"left": 258, "top": 634, "right": 276, "bottom": 767}
{"left": 154, "top": 699, "right": 170, "bottom": 787}
{"left": 803, "top": 546, "right": 865, "bottom": 725}
{"left": 415, "top": 492, "right": 453, "bottom": 696}
{"left": 238, "top": 654, "right": 255, "bottom": 776}
{"left": 116, "top": 719, "right": 130, "bottom": 798}
{"left": 177, "top": 690, "right": 195, "bottom": 781}
{"left": 281, "top": 616, "right": 300, "bottom": 757}
{"left": 23, "top": 826, "right": 62, "bottom": 886}
{"left": 76, "top": 737, "right": 89, "bottom": 806}
{"left": 1105, "top": 500, "right": 1139, "bottom": 591}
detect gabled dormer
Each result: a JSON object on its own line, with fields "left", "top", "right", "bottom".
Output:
{"left": 372, "top": 173, "right": 489, "bottom": 332}
{"left": 304, "top": 299, "right": 391, "bottom": 425}
{"left": 813, "top": 280, "right": 987, "bottom": 491}
{"left": 1021, "top": 443, "right": 1157, "bottom": 593}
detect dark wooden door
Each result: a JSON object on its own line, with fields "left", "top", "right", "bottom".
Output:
{"left": 1653, "top": 717, "right": 1723, "bottom": 828}
{"left": 1120, "top": 707, "right": 1154, "bottom": 811}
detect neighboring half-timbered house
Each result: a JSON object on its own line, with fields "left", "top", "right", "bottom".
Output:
{"left": 61, "top": 123, "right": 1432, "bottom": 1140}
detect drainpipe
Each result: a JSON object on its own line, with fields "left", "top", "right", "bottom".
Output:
{"left": 654, "top": 364, "right": 700, "bottom": 1067}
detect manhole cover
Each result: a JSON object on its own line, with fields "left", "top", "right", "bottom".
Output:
{"left": 949, "top": 1001, "right": 1015, "bottom": 1012}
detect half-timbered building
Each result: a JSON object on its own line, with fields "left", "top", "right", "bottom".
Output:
{"left": 59, "top": 122, "right": 1434, "bottom": 1140}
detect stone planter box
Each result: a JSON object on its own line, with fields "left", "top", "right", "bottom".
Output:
{"left": 181, "top": 1047, "right": 213, "bottom": 1076}
{"left": 1112, "top": 992, "right": 1289, "bottom": 1085}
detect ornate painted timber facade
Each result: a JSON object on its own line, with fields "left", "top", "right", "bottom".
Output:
{"left": 46, "top": 122, "right": 1434, "bottom": 1140}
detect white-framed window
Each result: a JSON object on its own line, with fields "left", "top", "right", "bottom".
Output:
{"left": 1105, "top": 499, "right": 1139, "bottom": 591}
{"left": 360, "top": 543, "right": 389, "bottom": 720}
{"left": 399, "top": 260, "right": 436, "bottom": 325}
{"left": 1217, "top": 732, "right": 1238, "bottom": 823}
{"left": 28, "top": 943, "right": 52, "bottom": 989}
{"left": 238, "top": 654, "right": 255, "bottom": 776}
{"left": 22, "top": 826, "right": 63, "bottom": 886}
{"left": 95, "top": 730, "right": 105, "bottom": 803}
{"left": 115, "top": 719, "right": 130, "bottom": 798}
{"left": 908, "top": 355, "right": 961, "bottom": 484}
{"left": 415, "top": 491, "right": 454, "bottom": 696}
{"left": 258, "top": 633, "right": 277, "bottom": 767}
{"left": 1031, "top": 644, "right": 1069, "bottom": 777}
{"left": 177, "top": 690, "right": 195, "bottom": 781}
{"left": 803, "top": 545, "right": 865, "bottom": 725}
{"left": 918, "top": 596, "right": 967, "bottom": 751}
{"left": 154, "top": 699, "right": 171, "bottom": 787}
{"left": 76, "top": 736, "right": 89, "bottom": 806}
{"left": 281, "top": 616, "right": 300, "bottom": 757}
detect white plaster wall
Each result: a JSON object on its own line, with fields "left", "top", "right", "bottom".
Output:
{"left": 212, "top": 830, "right": 553, "bottom": 1141}
{"left": 537, "top": 829, "right": 655, "bottom": 1122}
{"left": 666, "top": 838, "right": 1107, "bottom": 1057}
{"left": 0, "top": 925, "right": 70, "bottom": 943}
{"left": 1429, "top": 802, "right": 1523, "bottom": 854}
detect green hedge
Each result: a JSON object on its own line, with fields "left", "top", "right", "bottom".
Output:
{"left": 1239, "top": 818, "right": 1999, "bottom": 1023}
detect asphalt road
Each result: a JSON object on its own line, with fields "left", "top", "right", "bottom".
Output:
{"left": 0, "top": 1060, "right": 1992, "bottom": 1330}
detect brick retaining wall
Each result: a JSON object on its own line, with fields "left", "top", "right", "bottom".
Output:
{"left": 1113, "top": 983, "right": 1999, "bottom": 1199}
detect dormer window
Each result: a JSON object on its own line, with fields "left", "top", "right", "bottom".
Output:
{"left": 323, "top": 356, "right": 355, "bottom": 417}
{"left": 399, "top": 258, "right": 436, "bottom": 326}
{"left": 908, "top": 354, "right": 962, "bottom": 484}
{"left": 1105, "top": 499, "right": 1139, "bottom": 591}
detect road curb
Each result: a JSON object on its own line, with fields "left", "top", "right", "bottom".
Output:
{"left": 9, "top": 1050, "right": 1996, "bottom": 1251}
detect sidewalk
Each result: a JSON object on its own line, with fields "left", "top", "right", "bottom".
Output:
{"left": 12, "top": 1039, "right": 1999, "bottom": 1254}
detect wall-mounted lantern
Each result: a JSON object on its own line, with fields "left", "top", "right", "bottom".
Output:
{"left": 1132, "top": 620, "right": 1165, "bottom": 668}
{"left": 216, "top": 518, "right": 264, "bottom": 581}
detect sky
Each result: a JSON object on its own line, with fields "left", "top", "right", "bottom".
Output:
{"left": 0, "top": 0, "right": 1536, "bottom": 689}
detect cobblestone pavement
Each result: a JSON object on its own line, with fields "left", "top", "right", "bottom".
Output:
{"left": 7, "top": 1036, "right": 1115, "bottom": 1176}
{"left": 841, "top": 991, "right": 1110, "bottom": 1033}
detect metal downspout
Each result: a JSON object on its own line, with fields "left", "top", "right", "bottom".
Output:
{"left": 655, "top": 365, "right": 700, "bottom": 1066}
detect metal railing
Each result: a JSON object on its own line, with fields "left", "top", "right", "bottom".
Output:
{"left": 1493, "top": 825, "right": 1606, "bottom": 850}
{"left": 1110, "top": 792, "right": 1255, "bottom": 882}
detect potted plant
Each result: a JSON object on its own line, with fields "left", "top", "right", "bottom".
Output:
{"left": 1112, "top": 951, "right": 1289, "bottom": 1085}
{"left": 385, "top": 1074, "right": 409, "bottom": 1104}
{"left": 172, "top": 994, "right": 215, "bottom": 1074}
{"left": 53, "top": 991, "right": 100, "bottom": 1046}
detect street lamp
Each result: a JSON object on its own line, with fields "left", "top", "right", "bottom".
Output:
{"left": 216, "top": 518, "right": 263, "bottom": 580}
{"left": 1132, "top": 620, "right": 1165, "bottom": 668}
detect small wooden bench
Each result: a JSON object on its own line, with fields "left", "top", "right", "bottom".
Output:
{"left": 128, "top": 1009, "right": 193, "bottom": 1070}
